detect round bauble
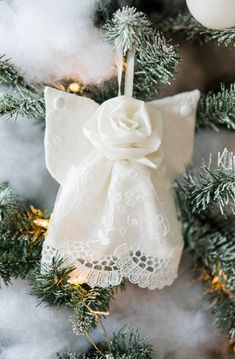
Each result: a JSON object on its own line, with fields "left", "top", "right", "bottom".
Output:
{"left": 186, "top": 0, "right": 235, "bottom": 29}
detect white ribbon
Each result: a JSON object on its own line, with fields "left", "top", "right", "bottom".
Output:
{"left": 117, "top": 48, "right": 124, "bottom": 96}
{"left": 124, "top": 49, "right": 135, "bottom": 97}
{"left": 116, "top": 48, "right": 136, "bottom": 97}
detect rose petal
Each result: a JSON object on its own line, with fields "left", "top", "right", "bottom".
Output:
{"left": 82, "top": 96, "right": 163, "bottom": 162}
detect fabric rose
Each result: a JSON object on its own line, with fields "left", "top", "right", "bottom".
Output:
{"left": 82, "top": 96, "right": 163, "bottom": 168}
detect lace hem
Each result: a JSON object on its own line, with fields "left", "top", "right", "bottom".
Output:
{"left": 42, "top": 242, "right": 183, "bottom": 290}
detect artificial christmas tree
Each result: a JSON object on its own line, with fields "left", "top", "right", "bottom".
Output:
{"left": 0, "top": 1, "right": 234, "bottom": 358}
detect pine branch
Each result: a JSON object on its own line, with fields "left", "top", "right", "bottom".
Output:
{"left": 0, "top": 55, "right": 28, "bottom": 88}
{"left": 0, "top": 183, "right": 20, "bottom": 223}
{"left": 104, "top": 7, "right": 179, "bottom": 100}
{"left": 179, "top": 149, "right": 235, "bottom": 216}
{"left": 197, "top": 84, "right": 235, "bottom": 130}
{"left": 58, "top": 328, "right": 153, "bottom": 358}
{"left": 187, "top": 218, "right": 235, "bottom": 288}
{"left": 184, "top": 217, "right": 235, "bottom": 339}
{"left": 208, "top": 290, "right": 235, "bottom": 339}
{"left": 0, "top": 184, "right": 44, "bottom": 284}
{"left": 103, "top": 7, "right": 152, "bottom": 54}
{"left": 30, "top": 256, "right": 76, "bottom": 306}
{"left": 176, "top": 152, "right": 235, "bottom": 339}
{"left": 0, "top": 87, "right": 45, "bottom": 120}
{"left": 135, "top": 31, "right": 180, "bottom": 100}
{"left": 31, "top": 256, "right": 113, "bottom": 336}
{"left": 0, "top": 228, "right": 42, "bottom": 284}
{"left": 83, "top": 78, "right": 118, "bottom": 104}
{"left": 71, "top": 285, "right": 112, "bottom": 335}
{"left": 159, "top": 13, "right": 235, "bottom": 47}
{"left": 0, "top": 56, "right": 45, "bottom": 120}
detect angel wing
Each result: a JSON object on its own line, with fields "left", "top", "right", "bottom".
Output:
{"left": 149, "top": 90, "right": 200, "bottom": 179}
{"left": 44, "top": 87, "right": 99, "bottom": 184}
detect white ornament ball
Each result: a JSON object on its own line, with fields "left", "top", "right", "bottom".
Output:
{"left": 186, "top": 0, "right": 235, "bottom": 29}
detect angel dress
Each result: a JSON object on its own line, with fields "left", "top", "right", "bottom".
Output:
{"left": 42, "top": 86, "right": 200, "bottom": 290}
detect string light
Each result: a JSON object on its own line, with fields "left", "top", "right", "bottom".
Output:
{"left": 28, "top": 206, "right": 49, "bottom": 243}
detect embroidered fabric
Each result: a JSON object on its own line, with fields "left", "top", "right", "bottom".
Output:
{"left": 42, "top": 87, "right": 200, "bottom": 289}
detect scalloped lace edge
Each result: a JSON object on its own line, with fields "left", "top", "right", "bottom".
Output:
{"left": 42, "top": 243, "right": 183, "bottom": 290}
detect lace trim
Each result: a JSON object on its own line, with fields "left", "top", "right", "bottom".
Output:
{"left": 42, "top": 242, "right": 183, "bottom": 290}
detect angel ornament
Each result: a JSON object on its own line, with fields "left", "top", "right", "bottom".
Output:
{"left": 42, "top": 51, "right": 200, "bottom": 290}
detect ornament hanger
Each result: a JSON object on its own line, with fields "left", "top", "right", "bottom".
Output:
{"left": 117, "top": 48, "right": 135, "bottom": 97}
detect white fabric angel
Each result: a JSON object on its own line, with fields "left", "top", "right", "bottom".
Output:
{"left": 42, "top": 85, "right": 200, "bottom": 290}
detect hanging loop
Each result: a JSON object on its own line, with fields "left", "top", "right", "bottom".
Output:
{"left": 116, "top": 48, "right": 135, "bottom": 97}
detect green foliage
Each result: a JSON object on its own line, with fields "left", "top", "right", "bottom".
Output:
{"left": 197, "top": 84, "right": 235, "bottom": 131}
{"left": 0, "top": 55, "right": 27, "bottom": 88}
{"left": 0, "top": 56, "right": 45, "bottom": 120}
{"left": 0, "top": 228, "right": 42, "bottom": 284}
{"left": 135, "top": 31, "right": 180, "bottom": 100}
{"left": 104, "top": 7, "right": 152, "bottom": 54}
{"left": 104, "top": 6, "right": 180, "bottom": 100}
{"left": 159, "top": 13, "right": 235, "bottom": 47}
{"left": 83, "top": 78, "right": 118, "bottom": 104}
{"left": 179, "top": 150, "right": 235, "bottom": 216}
{"left": 0, "top": 184, "right": 43, "bottom": 284}
{"left": 107, "top": 329, "right": 152, "bottom": 358}
{"left": 208, "top": 289, "right": 235, "bottom": 339}
{"left": 176, "top": 152, "right": 235, "bottom": 338}
{"left": 31, "top": 256, "right": 113, "bottom": 335}
{"left": 182, "top": 216, "right": 235, "bottom": 339}
{"left": 0, "top": 184, "right": 20, "bottom": 222}
{"left": 58, "top": 329, "right": 153, "bottom": 358}
{"left": 0, "top": 87, "right": 45, "bottom": 120}
{"left": 71, "top": 286, "right": 112, "bottom": 335}
{"left": 30, "top": 256, "right": 76, "bottom": 306}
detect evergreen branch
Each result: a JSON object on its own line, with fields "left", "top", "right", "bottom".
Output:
{"left": 0, "top": 56, "right": 45, "bottom": 120}
{"left": 31, "top": 256, "right": 114, "bottom": 336}
{"left": 185, "top": 217, "right": 235, "bottom": 339}
{"left": 30, "top": 256, "right": 76, "bottom": 306}
{"left": 0, "top": 55, "right": 28, "bottom": 88}
{"left": 0, "top": 228, "right": 42, "bottom": 284}
{"left": 208, "top": 290, "right": 235, "bottom": 339}
{"left": 197, "top": 84, "right": 235, "bottom": 130}
{"left": 104, "top": 7, "right": 179, "bottom": 100}
{"left": 103, "top": 6, "right": 152, "bottom": 54}
{"left": 0, "top": 183, "right": 20, "bottom": 223}
{"left": 159, "top": 13, "right": 235, "bottom": 47}
{"left": 179, "top": 149, "right": 235, "bottom": 216}
{"left": 178, "top": 210, "right": 235, "bottom": 339}
{"left": 71, "top": 286, "right": 111, "bottom": 336}
{"left": 189, "top": 219, "right": 235, "bottom": 289}
{"left": 0, "top": 87, "right": 45, "bottom": 120}
{"left": 0, "top": 184, "right": 44, "bottom": 284}
{"left": 134, "top": 31, "right": 180, "bottom": 100}
{"left": 83, "top": 78, "right": 118, "bottom": 104}
{"left": 177, "top": 153, "right": 235, "bottom": 339}
{"left": 58, "top": 328, "right": 153, "bottom": 358}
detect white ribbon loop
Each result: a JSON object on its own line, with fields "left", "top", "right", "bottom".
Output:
{"left": 124, "top": 49, "right": 135, "bottom": 97}
{"left": 116, "top": 48, "right": 135, "bottom": 97}
{"left": 117, "top": 48, "right": 124, "bottom": 96}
